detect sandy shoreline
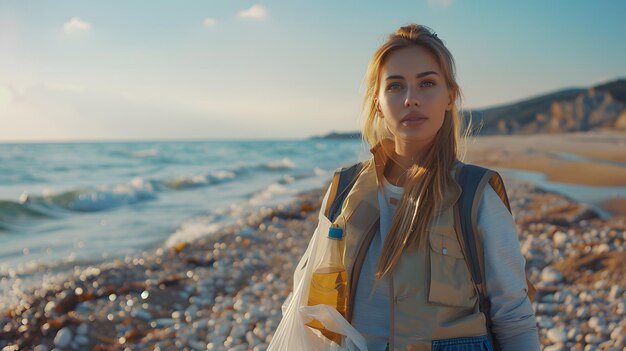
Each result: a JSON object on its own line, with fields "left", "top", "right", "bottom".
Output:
{"left": 468, "top": 131, "right": 626, "bottom": 217}
{"left": 487, "top": 158, "right": 626, "bottom": 187}
{"left": 468, "top": 132, "right": 626, "bottom": 186}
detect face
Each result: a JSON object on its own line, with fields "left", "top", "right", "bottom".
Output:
{"left": 376, "top": 45, "right": 453, "bottom": 149}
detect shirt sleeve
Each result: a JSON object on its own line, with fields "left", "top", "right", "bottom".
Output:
{"left": 477, "top": 185, "right": 541, "bottom": 351}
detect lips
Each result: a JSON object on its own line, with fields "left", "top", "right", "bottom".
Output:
{"left": 401, "top": 112, "right": 428, "bottom": 125}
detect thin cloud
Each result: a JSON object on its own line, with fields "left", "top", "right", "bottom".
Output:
{"left": 203, "top": 18, "right": 217, "bottom": 27}
{"left": 63, "top": 17, "right": 92, "bottom": 34}
{"left": 428, "top": 0, "right": 453, "bottom": 8}
{"left": 238, "top": 5, "right": 268, "bottom": 19}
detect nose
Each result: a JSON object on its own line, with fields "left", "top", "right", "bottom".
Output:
{"left": 404, "top": 86, "right": 420, "bottom": 107}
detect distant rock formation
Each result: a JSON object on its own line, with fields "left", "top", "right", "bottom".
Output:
{"left": 475, "top": 79, "right": 626, "bottom": 135}
{"left": 309, "top": 132, "right": 361, "bottom": 140}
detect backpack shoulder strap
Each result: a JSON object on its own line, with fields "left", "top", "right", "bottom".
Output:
{"left": 458, "top": 165, "right": 536, "bottom": 303}
{"left": 324, "top": 161, "right": 366, "bottom": 222}
{"left": 455, "top": 164, "right": 536, "bottom": 350}
{"left": 455, "top": 164, "right": 494, "bottom": 295}
{"left": 454, "top": 164, "right": 503, "bottom": 349}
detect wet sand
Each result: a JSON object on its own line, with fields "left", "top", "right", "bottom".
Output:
{"left": 602, "top": 197, "right": 626, "bottom": 217}
{"left": 486, "top": 158, "right": 626, "bottom": 187}
{"left": 466, "top": 131, "right": 626, "bottom": 166}
{"left": 467, "top": 131, "right": 626, "bottom": 217}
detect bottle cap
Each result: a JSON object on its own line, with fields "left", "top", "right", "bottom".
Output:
{"left": 328, "top": 226, "right": 343, "bottom": 239}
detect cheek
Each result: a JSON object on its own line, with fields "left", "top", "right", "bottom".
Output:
{"left": 380, "top": 94, "right": 403, "bottom": 113}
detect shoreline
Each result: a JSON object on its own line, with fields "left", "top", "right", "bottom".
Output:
{"left": 467, "top": 132, "right": 626, "bottom": 218}
{"left": 1, "top": 176, "right": 625, "bottom": 350}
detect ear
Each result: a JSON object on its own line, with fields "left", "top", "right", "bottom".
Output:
{"left": 446, "top": 90, "right": 454, "bottom": 111}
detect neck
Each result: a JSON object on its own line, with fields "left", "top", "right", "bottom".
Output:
{"left": 384, "top": 138, "right": 431, "bottom": 186}
{"left": 393, "top": 138, "right": 430, "bottom": 169}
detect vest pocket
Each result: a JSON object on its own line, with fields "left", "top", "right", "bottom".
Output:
{"left": 428, "top": 232, "right": 476, "bottom": 308}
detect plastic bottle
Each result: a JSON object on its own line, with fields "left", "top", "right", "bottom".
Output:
{"left": 305, "top": 225, "right": 347, "bottom": 345}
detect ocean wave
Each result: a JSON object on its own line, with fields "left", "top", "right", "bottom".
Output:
{"left": 0, "top": 200, "right": 56, "bottom": 226}
{"left": 110, "top": 148, "right": 160, "bottom": 158}
{"left": 313, "top": 167, "right": 326, "bottom": 176}
{"left": 62, "top": 178, "right": 157, "bottom": 212}
{"left": 164, "top": 216, "right": 226, "bottom": 248}
{"left": 0, "top": 167, "right": 242, "bottom": 227}
{"left": 0, "top": 161, "right": 317, "bottom": 231}
{"left": 248, "top": 183, "right": 288, "bottom": 206}
{"left": 3, "top": 177, "right": 159, "bottom": 217}
{"left": 131, "top": 148, "right": 160, "bottom": 158}
{"left": 261, "top": 158, "right": 296, "bottom": 170}
{"left": 164, "top": 170, "right": 237, "bottom": 190}
{"left": 277, "top": 173, "right": 312, "bottom": 185}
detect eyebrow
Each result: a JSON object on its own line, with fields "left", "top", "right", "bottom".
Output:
{"left": 385, "top": 71, "right": 439, "bottom": 80}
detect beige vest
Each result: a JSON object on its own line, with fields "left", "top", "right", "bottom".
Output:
{"left": 327, "top": 140, "right": 487, "bottom": 351}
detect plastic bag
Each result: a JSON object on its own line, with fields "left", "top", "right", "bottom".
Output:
{"left": 268, "top": 186, "right": 368, "bottom": 351}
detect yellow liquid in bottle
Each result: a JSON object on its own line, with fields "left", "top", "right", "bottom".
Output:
{"left": 305, "top": 266, "right": 347, "bottom": 345}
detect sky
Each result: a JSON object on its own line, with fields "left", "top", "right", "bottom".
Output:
{"left": 1, "top": 0, "right": 625, "bottom": 142}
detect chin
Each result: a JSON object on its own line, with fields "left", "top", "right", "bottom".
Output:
{"left": 397, "top": 131, "right": 437, "bottom": 143}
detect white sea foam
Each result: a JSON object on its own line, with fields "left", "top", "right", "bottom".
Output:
{"left": 166, "top": 170, "right": 236, "bottom": 189}
{"left": 131, "top": 148, "right": 160, "bottom": 157}
{"left": 249, "top": 183, "right": 288, "bottom": 206}
{"left": 165, "top": 217, "right": 225, "bottom": 247}
{"left": 313, "top": 167, "right": 326, "bottom": 176}
{"left": 264, "top": 158, "right": 296, "bottom": 170}
{"left": 315, "top": 143, "right": 328, "bottom": 150}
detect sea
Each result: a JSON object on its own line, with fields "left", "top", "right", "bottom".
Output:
{"left": 2, "top": 139, "right": 624, "bottom": 306}
{"left": 0, "top": 140, "right": 369, "bottom": 278}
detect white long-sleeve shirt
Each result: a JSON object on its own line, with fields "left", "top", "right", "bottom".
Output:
{"left": 349, "top": 176, "right": 540, "bottom": 350}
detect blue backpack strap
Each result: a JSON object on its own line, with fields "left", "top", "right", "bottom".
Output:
{"left": 325, "top": 162, "right": 365, "bottom": 222}
{"left": 456, "top": 164, "right": 493, "bottom": 289}
{"left": 301, "top": 161, "right": 364, "bottom": 273}
{"left": 455, "top": 164, "right": 502, "bottom": 351}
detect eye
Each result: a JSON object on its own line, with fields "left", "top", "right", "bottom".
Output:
{"left": 386, "top": 82, "right": 404, "bottom": 91}
{"left": 421, "top": 80, "right": 435, "bottom": 88}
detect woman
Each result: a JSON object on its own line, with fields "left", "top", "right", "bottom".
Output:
{"left": 324, "top": 24, "right": 539, "bottom": 350}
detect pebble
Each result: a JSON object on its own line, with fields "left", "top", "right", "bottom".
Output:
{"left": 585, "top": 334, "right": 606, "bottom": 344}
{"left": 537, "top": 303, "right": 558, "bottom": 315}
{"left": 131, "top": 308, "right": 152, "bottom": 321}
{"left": 53, "top": 327, "right": 72, "bottom": 348}
{"left": 541, "top": 267, "right": 563, "bottom": 284}
{"left": 544, "top": 344, "right": 567, "bottom": 351}
{"left": 589, "top": 317, "right": 605, "bottom": 330}
{"left": 76, "top": 323, "right": 88, "bottom": 335}
{"left": 153, "top": 318, "right": 176, "bottom": 328}
{"left": 188, "top": 340, "right": 207, "bottom": 350}
{"left": 552, "top": 231, "right": 568, "bottom": 247}
{"left": 547, "top": 327, "right": 567, "bottom": 343}
{"left": 76, "top": 335, "right": 90, "bottom": 345}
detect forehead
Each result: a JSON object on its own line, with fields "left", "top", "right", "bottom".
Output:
{"left": 380, "top": 45, "right": 441, "bottom": 77}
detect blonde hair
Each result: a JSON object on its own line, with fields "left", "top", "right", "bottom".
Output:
{"left": 361, "top": 24, "right": 470, "bottom": 279}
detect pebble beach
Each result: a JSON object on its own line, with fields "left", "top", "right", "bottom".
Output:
{"left": 1, "top": 175, "right": 624, "bottom": 351}
{"left": 1, "top": 132, "right": 626, "bottom": 351}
